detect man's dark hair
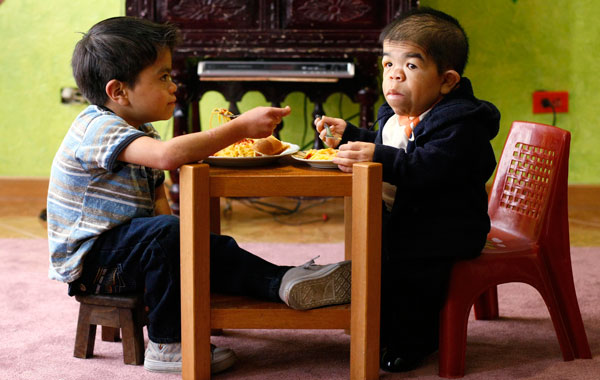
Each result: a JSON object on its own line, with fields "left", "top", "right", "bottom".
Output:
{"left": 71, "top": 16, "right": 180, "bottom": 105}
{"left": 379, "top": 7, "right": 469, "bottom": 76}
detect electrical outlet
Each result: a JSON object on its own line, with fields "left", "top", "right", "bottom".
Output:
{"left": 532, "top": 91, "right": 568, "bottom": 113}
{"left": 60, "top": 87, "right": 87, "bottom": 104}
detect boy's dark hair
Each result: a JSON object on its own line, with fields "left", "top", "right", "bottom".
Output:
{"left": 72, "top": 16, "right": 180, "bottom": 105}
{"left": 379, "top": 7, "right": 469, "bottom": 76}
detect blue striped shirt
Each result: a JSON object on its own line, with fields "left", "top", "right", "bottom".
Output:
{"left": 47, "top": 105, "right": 165, "bottom": 283}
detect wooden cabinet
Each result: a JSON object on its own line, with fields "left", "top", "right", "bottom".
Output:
{"left": 126, "top": 0, "right": 417, "bottom": 212}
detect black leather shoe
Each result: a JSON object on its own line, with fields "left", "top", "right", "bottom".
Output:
{"left": 380, "top": 347, "right": 429, "bottom": 373}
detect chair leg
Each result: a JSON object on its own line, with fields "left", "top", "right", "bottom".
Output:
{"left": 439, "top": 300, "right": 471, "bottom": 379}
{"left": 535, "top": 259, "right": 591, "bottom": 360}
{"left": 554, "top": 278, "right": 592, "bottom": 359}
{"left": 102, "top": 326, "right": 121, "bottom": 342}
{"left": 542, "top": 191, "right": 592, "bottom": 359}
{"left": 119, "top": 308, "right": 145, "bottom": 365}
{"left": 473, "top": 286, "right": 499, "bottom": 320}
{"left": 536, "top": 286, "right": 577, "bottom": 361}
{"left": 543, "top": 245, "right": 592, "bottom": 359}
{"left": 74, "top": 304, "right": 96, "bottom": 358}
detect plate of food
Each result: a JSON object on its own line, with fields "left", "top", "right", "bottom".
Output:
{"left": 204, "top": 135, "right": 300, "bottom": 167}
{"left": 291, "top": 148, "right": 339, "bottom": 169}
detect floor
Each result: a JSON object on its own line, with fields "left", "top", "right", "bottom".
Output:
{"left": 0, "top": 193, "right": 347, "bottom": 243}
{"left": 1, "top": 187, "right": 599, "bottom": 246}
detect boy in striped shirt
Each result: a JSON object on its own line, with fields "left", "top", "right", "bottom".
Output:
{"left": 48, "top": 16, "right": 351, "bottom": 374}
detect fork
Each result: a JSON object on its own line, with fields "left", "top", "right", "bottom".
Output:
{"left": 323, "top": 123, "right": 341, "bottom": 141}
{"left": 315, "top": 115, "right": 341, "bottom": 141}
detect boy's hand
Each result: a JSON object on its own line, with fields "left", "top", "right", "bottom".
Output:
{"left": 314, "top": 116, "right": 346, "bottom": 148}
{"left": 236, "top": 106, "right": 291, "bottom": 138}
{"left": 333, "top": 141, "right": 375, "bottom": 173}
{"left": 154, "top": 183, "right": 172, "bottom": 215}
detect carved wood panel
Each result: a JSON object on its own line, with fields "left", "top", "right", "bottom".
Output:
{"left": 161, "top": 0, "right": 259, "bottom": 29}
{"left": 126, "top": 0, "right": 418, "bottom": 213}
{"left": 283, "top": 0, "right": 377, "bottom": 28}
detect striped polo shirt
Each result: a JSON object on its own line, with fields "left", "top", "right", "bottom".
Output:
{"left": 47, "top": 105, "right": 165, "bottom": 283}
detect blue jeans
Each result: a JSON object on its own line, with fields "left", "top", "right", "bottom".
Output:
{"left": 69, "top": 215, "right": 290, "bottom": 343}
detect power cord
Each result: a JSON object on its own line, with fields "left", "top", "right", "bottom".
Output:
{"left": 541, "top": 98, "right": 557, "bottom": 126}
{"left": 223, "top": 197, "right": 332, "bottom": 225}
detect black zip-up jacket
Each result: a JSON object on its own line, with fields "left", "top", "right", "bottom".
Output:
{"left": 341, "top": 77, "right": 500, "bottom": 260}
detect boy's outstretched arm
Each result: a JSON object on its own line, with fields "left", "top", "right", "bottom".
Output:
{"left": 118, "top": 106, "right": 291, "bottom": 170}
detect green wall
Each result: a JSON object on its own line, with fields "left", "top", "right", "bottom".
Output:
{"left": 1, "top": 0, "right": 599, "bottom": 183}
{"left": 1, "top": 0, "right": 123, "bottom": 177}
{"left": 422, "top": 0, "right": 600, "bottom": 183}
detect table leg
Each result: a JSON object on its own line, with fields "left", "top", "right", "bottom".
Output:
{"left": 210, "top": 197, "right": 221, "bottom": 234}
{"left": 344, "top": 196, "right": 352, "bottom": 261}
{"left": 350, "top": 163, "right": 382, "bottom": 380}
{"left": 180, "top": 164, "right": 212, "bottom": 380}
{"left": 344, "top": 196, "right": 353, "bottom": 336}
{"left": 209, "top": 197, "right": 223, "bottom": 336}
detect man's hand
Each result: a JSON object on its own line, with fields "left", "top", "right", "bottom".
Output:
{"left": 314, "top": 115, "right": 346, "bottom": 148}
{"left": 333, "top": 141, "right": 376, "bottom": 172}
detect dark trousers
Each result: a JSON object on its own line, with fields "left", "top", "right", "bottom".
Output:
{"left": 69, "top": 215, "right": 290, "bottom": 343}
{"left": 380, "top": 258, "right": 452, "bottom": 355}
{"left": 380, "top": 210, "right": 453, "bottom": 356}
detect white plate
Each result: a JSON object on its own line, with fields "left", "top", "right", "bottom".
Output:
{"left": 204, "top": 143, "right": 300, "bottom": 167}
{"left": 291, "top": 153, "right": 338, "bottom": 169}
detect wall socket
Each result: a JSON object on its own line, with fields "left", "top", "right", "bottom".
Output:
{"left": 60, "top": 87, "right": 87, "bottom": 104}
{"left": 532, "top": 91, "right": 568, "bottom": 114}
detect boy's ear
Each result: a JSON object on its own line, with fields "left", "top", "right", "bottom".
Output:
{"left": 105, "top": 79, "right": 130, "bottom": 105}
{"left": 440, "top": 70, "right": 461, "bottom": 95}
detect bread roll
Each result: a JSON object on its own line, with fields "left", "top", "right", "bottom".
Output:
{"left": 252, "top": 135, "right": 289, "bottom": 155}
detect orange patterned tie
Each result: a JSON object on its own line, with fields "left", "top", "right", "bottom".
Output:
{"left": 398, "top": 115, "right": 420, "bottom": 140}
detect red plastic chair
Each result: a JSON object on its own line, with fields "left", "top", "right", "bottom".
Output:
{"left": 438, "top": 121, "right": 592, "bottom": 378}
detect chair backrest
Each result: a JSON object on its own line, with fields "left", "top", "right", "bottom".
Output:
{"left": 488, "top": 121, "right": 571, "bottom": 241}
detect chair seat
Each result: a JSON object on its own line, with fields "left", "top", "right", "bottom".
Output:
{"left": 75, "top": 294, "right": 144, "bottom": 308}
{"left": 484, "top": 228, "right": 537, "bottom": 254}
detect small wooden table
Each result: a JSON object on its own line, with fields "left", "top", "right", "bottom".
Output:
{"left": 179, "top": 160, "right": 382, "bottom": 379}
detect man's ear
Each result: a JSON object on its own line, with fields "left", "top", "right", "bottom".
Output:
{"left": 440, "top": 70, "right": 461, "bottom": 95}
{"left": 105, "top": 79, "right": 130, "bottom": 105}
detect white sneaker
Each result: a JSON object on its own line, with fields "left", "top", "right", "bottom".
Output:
{"left": 144, "top": 341, "right": 236, "bottom": 374}
{"left": 278, "top": 256, "right": 351, "bottom": 310}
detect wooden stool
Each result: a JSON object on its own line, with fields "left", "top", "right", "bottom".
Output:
{"left": 74, "top": 294, "right": 146, "bottom": 365}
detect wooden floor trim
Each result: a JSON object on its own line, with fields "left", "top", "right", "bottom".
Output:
{"left": 1, "top": 177, "right": 599, "bottom": 208}
{"left": 0, "top": 177, "right": 49, "bottom": 200}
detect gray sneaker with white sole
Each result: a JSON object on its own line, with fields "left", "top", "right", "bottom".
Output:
{"left": 278, "top": 256, "right": 351, "bottom": 310}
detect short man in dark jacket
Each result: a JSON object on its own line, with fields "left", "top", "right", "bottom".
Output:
{"left": 315, "top": 7, "right": 500, "bottom": 372}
